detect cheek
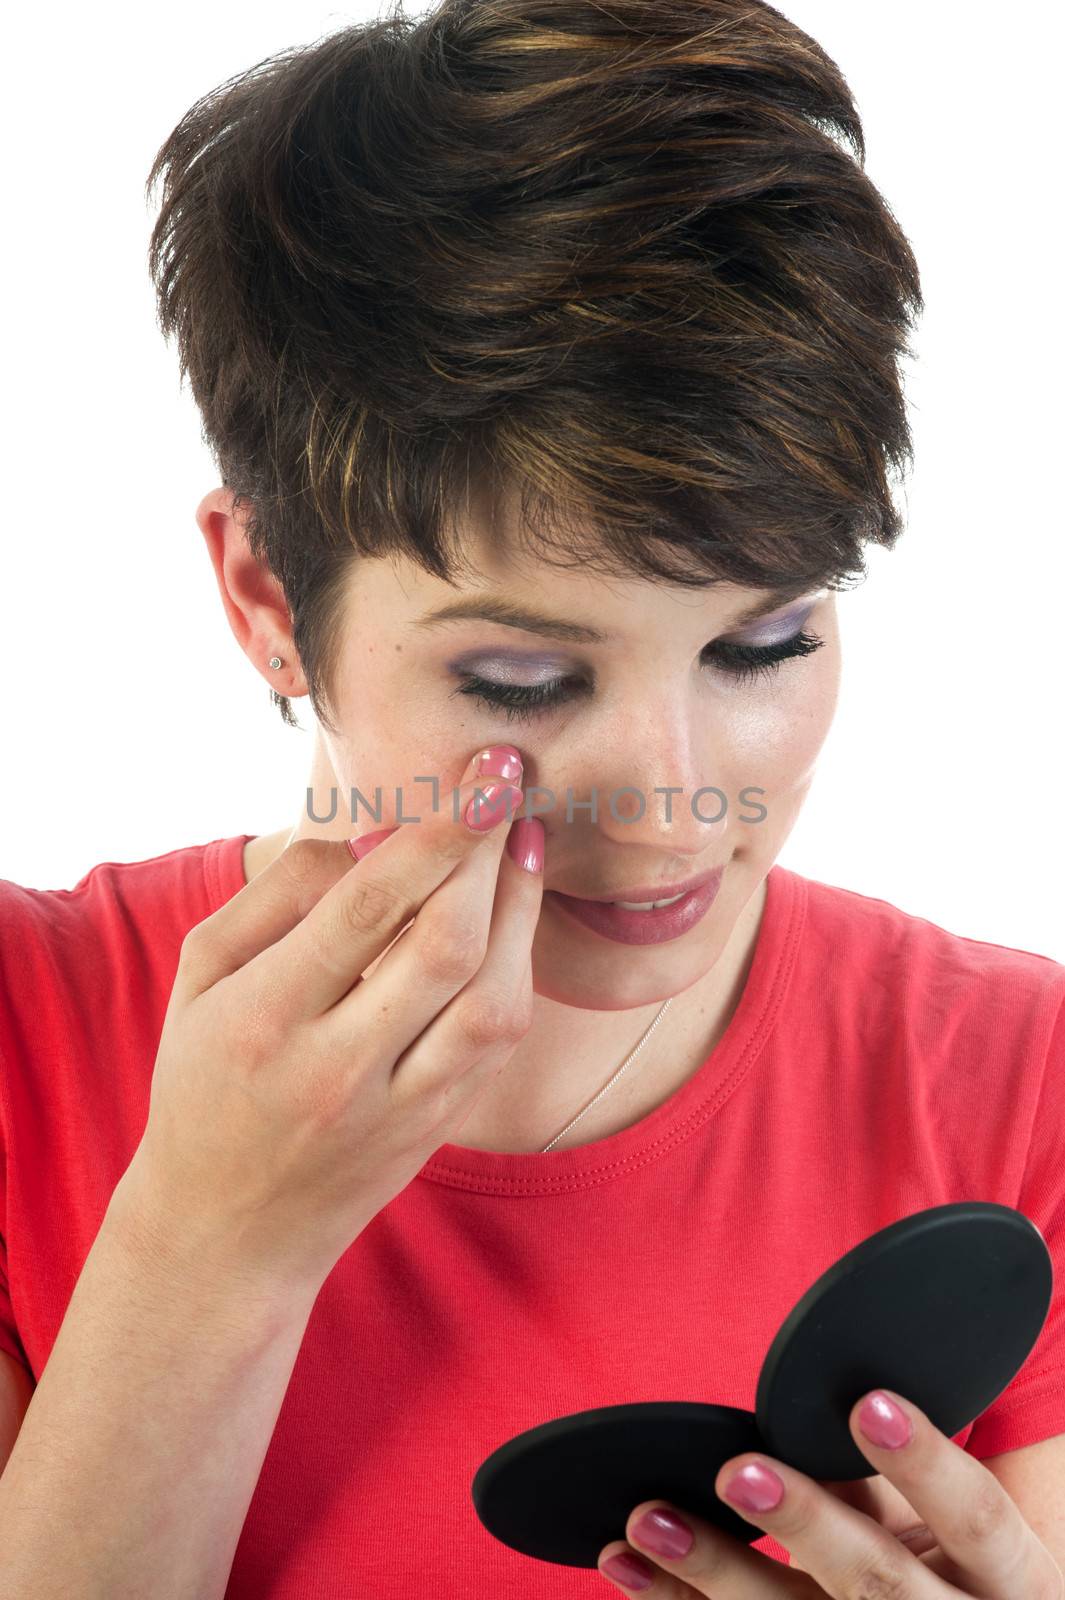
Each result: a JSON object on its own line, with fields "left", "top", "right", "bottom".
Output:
{"left": 326, "top": 673, "right": 496, "bottom": 822}
{"left": 718, "top": 656, "right": 839, "bottom": 792}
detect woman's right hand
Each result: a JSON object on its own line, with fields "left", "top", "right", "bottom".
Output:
{"left": 109, "top": 745, "right": 543, "bottom": 1301}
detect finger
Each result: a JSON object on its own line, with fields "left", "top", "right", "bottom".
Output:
{"left": 291, "top": 773, "right": 524, "bottom": 1019}
{"left": 184, "top": 749, "right": 524, "bottom": 1017}
{"left": 803, "top": 1474, "right": 934, "bottom": 1568}
{"left": 325, "top": 813, "right": 542, "bottom": 1061}
{"left": 332, "top": 808, "right": 538, "bottom": 1054}
{"left": 707, "top": 1447, "right": 946, "bottom": 1598}
{"left": 176, "top": 834, "right": 361, "bottom": 996}
{"left": 382, "top": 817, "right": 545, "bottom": 1105}
{"left": 844, "top": 1388, "right": 1060, "bottom": 1598}
{"left": 601, "top": 1499, "right": 817, "bottom": 1596}
{"left": 598, "top": 1540, "right": 690, "bottom": 1594}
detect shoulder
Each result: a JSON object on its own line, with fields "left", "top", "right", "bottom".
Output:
{"left": 0, "top": 836, "right": 246, "bottom": 1062}
{"left": 0, "top": 835, "right": 245, "bottom": 953}
{"left": 795, "top": 869, "right": 1065, "bottom": 1022}
{"left": 779, "top": 868, "right": 1065, "bottom": 1135}
{"left": 776, "top": 871, "right": 1065, "bottom": 1214}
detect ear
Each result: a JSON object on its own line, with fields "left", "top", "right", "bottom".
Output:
{"left": 195, "top": 487, "right": 307, "bottom": 695}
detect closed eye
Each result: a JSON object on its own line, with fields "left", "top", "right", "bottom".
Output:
{"left": 449, "top": 629, "right": 826, "bottom": 722}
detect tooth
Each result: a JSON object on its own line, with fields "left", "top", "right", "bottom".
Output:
{"left": 612, "top": 892, "right": 686, "bottom": 910}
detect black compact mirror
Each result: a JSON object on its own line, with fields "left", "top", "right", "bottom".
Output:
{"left": 471, "top": 1201, "right": 1052, "bottom": 1568}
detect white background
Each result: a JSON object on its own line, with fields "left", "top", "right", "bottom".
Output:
{"left": 3, "top": 1, "right": 1062, "bottom": 960}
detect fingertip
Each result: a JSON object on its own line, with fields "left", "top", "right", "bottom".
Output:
{"left": 505, "top": 815, "right": 544, "bottom": 873}
{"left": 463, "top": 781, "right": 525, "bottom": 833}
{"left": 854, "top": 1389, "right": 916, "bottom": 1450}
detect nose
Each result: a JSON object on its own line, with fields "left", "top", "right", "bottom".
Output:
{"left": 566, "top": 708, "right": 728, "bottom": 857}
{"left": 588, "top": 780, "right": 726, "bottom": 857}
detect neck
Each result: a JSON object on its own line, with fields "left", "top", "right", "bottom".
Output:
{"left": 442, "top": 872, "right": 768, "bottom": 1153}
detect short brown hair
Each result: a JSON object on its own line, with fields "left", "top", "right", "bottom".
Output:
{"left": 145, "top": 0, "right": 923, "bottom": 732}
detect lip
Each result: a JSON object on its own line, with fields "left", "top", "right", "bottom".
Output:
{"left": 547, "top": 865, "right": 724, "bottom": 904}
{"left": 545, "top": 865, "right": 726, "bottom": 946}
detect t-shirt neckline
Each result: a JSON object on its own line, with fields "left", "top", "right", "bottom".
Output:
{"left": 203, "top": 835, "right": 805, "bottom": 1196}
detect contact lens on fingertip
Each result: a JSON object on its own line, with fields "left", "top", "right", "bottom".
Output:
{"left": 473, "top": 745, "right": 524, "bottom": 782}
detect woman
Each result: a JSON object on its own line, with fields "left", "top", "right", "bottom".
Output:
{"left": 0, "top": 0, "right": 1062, "bottom": 1595}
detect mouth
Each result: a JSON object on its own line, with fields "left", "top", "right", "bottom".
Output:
{"left": 547, "top": 865, "right": 723, "bottom": 909}
{"left": 543, "top": 865, "right": 726, "bottom": 946}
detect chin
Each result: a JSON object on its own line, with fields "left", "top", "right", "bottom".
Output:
{"left": 529, "top": 951, "right": 713, "bottom": 1012}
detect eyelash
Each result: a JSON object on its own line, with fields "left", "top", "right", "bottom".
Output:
{"left": 451, "top": 629, "right": 826, "bottom": 723}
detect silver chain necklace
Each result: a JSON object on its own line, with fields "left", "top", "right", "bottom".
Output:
{"left": 539, "top": 997, "right": 674, "bottom": 1153}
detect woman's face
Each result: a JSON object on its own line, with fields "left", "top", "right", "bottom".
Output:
{"left": 311, "top": 505, "right": 840, "bottom": 1012}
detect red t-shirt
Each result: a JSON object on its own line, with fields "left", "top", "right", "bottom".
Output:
{"left": 1, "top": 836, "right": 1063, "bottom": 1594}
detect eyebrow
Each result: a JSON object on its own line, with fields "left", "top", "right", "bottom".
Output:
{"left": 410, "top": 582, "right": 822, "bottom": 645}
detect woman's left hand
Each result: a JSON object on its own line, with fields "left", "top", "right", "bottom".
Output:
{"left": 598, "top": 1387, "right": 1065, "bottom": 1597}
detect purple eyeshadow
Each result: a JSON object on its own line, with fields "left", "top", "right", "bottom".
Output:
{"left": 732, "top": 596, "right": 822, "bottom": 645}
{"left": 445, "top": 648, "right": 575, "bottom": 684}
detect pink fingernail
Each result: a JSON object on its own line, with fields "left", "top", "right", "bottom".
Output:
{"left": 600, "top": 1551, "right": 654, "bottom": 1590}
{"left": 631, "top": 1507, "right": 694, "bottom": 1559}
{"left": 506, "top": 817, "right": 544, "bottom": 874}
{"left": 721, "top": 1461, "right": 785, "bottom": 1512}
{"left": 464, "top": 783, "right": 523, "bottom": 832}
{"left": 347, "top": 827, "right": 399, "bottom": 861}
{"left": 858, "top": 1391, "right": 913, "bottom": 1449}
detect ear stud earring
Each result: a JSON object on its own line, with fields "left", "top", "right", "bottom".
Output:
{"left": 269, "top": 656, "right": 282, "bottom": 669}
